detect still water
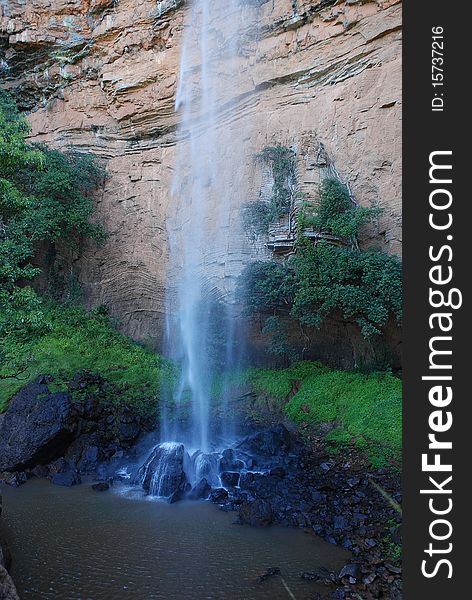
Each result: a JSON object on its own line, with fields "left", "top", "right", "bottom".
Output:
{"left": 0, "top": 480, "right": 349, "bottom": 600}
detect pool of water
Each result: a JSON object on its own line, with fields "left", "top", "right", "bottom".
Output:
{"left": 0, "top": 480, "right": 349, "bottom": 600}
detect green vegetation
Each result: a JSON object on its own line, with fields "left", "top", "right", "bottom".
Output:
{"left": 0, "top": 302, "right": 174, "bottom": 415}
{"left": 243, "top": 361, "right": 401, "bottom": 468}
{"left": 242, "top": 144, "right": 295, "bottom": 234}
{"left": 0, "top": 90, "right": 105, "bottom": 337}
{"left": 240, "top": 173, "right": 402, "bottom": 350}
{"left": 300, "top": 177, "right": 380, "bottom": 241}
{"left": 379, "top": 518, "right": 402, "bottom": 563}
{"left": 0, "top": 92, "right": 170, "bottom": 416}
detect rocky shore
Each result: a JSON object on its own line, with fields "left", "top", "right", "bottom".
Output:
{"left": 0, "top": 374, "right": 401, "bottom": 600}
{"left": 209, "top": 425, "right": 402, "bottom": 600}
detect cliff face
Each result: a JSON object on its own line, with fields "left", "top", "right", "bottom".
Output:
{"left": 1, "top": 0, "right": 401, "bottom": 347}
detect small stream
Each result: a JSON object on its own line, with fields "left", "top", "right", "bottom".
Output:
{"left": 0, "top": 479, "right": 349, "bottom": 600}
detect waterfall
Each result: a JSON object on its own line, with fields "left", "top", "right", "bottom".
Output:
{"left": 161, "top": 0, "right": 254, "bottom": 452}
{"left": 134, "top": 1, "right": 257, "bottom": 499}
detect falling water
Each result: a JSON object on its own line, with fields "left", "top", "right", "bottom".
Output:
{"left": 161, "top": 0, "right": 255, "bottom": 452}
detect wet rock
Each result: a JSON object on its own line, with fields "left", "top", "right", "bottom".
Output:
{"left": 301, "top": 572, "right": 321, "bottom": 581}
{"left": 333, "top": 515, "right": 346, "bottom": 530}
{"left": 239, "top": 499, "right": 273, "bottom": 527}
{"left": 385, "top": 563, "right": 402, "bottom": 575}
{"left": 0, "top": 533, "right": 12, "bottom": 571}
{"left": 92, "top": 482, "right": 110, "bottom": 492}
{"left": 269, "top": 466, "right": 286, "bottom": 478}
{"left": 135, "top": 443, "right": 187, "bottom": 497}
{"left": 193, "top": 452, "right": 219, "bottom": 486}
{"left": 239, "top": 471, "right": 255, "bottom": 489}
{"left": 168, "top": 483, "right": 191, "bottom": 504}
{"left": 320, "top": 462, "right": 333, "bottom": 472}
{"left": 330, "top": 589, "right": 345, "bottom": 599}
{"left": 79, "top": 446, "right": 100, "bottom": 472}
{"left": 188, "top": 478, "right": 212, "bottom": 500}
{"left": 338, "top": 563, "right": 361, "bottom": 582}
{"left": 31, "top": 464, "right": 49, "bottom": 479}
{"left": 239, "top": 424, "right": 292, "bottom": 457}
{"left": 118, "top": 421, "right": 141, "bottom": 442}
{"left": 347, "top": 476, "right": 360, "bottom": 487}
{"left": 220, "top": 471, "right": 240, "bottom": 488}
{"left": 0, "top": 380, "right": 74, "bottom": 472}
{"left": 219, "top": 449, "right": 244, "bottom": 472}
{"left": 49, "top": 459, "right": 81, "bottom": 487}
{"left": 0, "top": 472, "right": 27, "bottom": 488}
{"left": 301, "top": 567, "right": 333, "bottom": 586}
{"left": 0, "top": 374, "right": 151, "bottom": 477}
{"left": 209, "top": 488, "right": 229, "bottom": 503}
{"left": 257, "top": 567, "right": 280, "bottom": 582}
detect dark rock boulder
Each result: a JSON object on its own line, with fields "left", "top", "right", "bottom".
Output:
{"left": 0, "top": 373, "right": 152, "bottom": 477}
{"left": 0, "top": 537, "right": 11, "bottom": 572}
{"left": 31, "top": 465, "right": 49, "bottom": 479}
{"left": 269, "top": 466, "right": 286, "bottom": 478}
{"left": 257, "top": 567, "right": 280, "bottom": 582}
{"left": 0, "top": 472, "right": 27, "bottom": 488}
{"left": 49, "top": 458, "right": 81, "bottom": 487}
{"left": 239, "top": 471, "right": 256, "bottom": 489}
{"left": 239, "top": 499, "right": 273, "bottom": 527}
{"left": 188, "top": 478, "right": 212, "bottom": 500}
{"left": 219, "top": 449, "right": 244, "bottom": 472}
{"left": 92, "top": 482, "right": 110, "bottom": 492}
{"left": 169, "top": 482, "right": 191, "bottom": 504}
{"left": 135, "top": 443, "right": 188, "bottom": 498}
{"left": 220, "top": 471, "right": 240, "bottom": 488}
{"left": 239, "top": 424, "right": 292, "bottom": 457}
{"left": 0, "top": 379, "right": 75, "bottom": 472}
{"left": 209, "top": 488, "right": 229, "bottom": 503}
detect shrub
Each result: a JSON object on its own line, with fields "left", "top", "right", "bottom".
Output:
{"left": 305, "top": 177, "right": 381, "bottom": 240}
{"left": 243, "top": 145, "right": 295, "bottom": 234}
{"left": 240, "top": 239, "right": 402, "bottom": 338}
{"left": 0, "top": 90, "right": 106, "bottom": 335}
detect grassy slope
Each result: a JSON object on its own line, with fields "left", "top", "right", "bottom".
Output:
{"left": 1, "top": 305, "right": 401, "bottom": 467}
{"left": 244, "top": 362, "right": 402, "bottom": 468}
{"left": 0, "top": 303, "right": 172, "bottom": 415}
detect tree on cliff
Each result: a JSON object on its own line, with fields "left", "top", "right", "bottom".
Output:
{"left": 0, "top": 91, "right": 106, "bottom": 337}
{"left": 239, "top": 171, "right": 402, "bottom": 360}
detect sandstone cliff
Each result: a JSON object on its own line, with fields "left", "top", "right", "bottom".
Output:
{"left": 0, "top": 0, "right": 401, "bottom": 349}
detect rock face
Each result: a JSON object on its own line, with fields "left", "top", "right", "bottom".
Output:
{"left": 0, "top": 372, "right": 151, "bottom": 478}
{"left": 0, "top": 0, "right": 402, "bottom": 359}
{"left": 239, "top": 498, "right": 274, "bottom": 527}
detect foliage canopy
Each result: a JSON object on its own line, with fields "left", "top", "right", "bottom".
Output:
{"left": 239, "top": 161, "right": 402, "bottom": 351}
{"left": 0, "top": 91, "right": 105, "bottom": 337}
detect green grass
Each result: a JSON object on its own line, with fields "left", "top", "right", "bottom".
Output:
{"left": 0, "top": 302, "right": 175, "bottom": 415}
{"left": 244, "top": 363, "right": 402, "bottom": 468}
{"left": 243, "top": 361, "right": 329, "bottom": 398}
{"left": 0, "top": 302, "right": 402, "bottom": 466}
